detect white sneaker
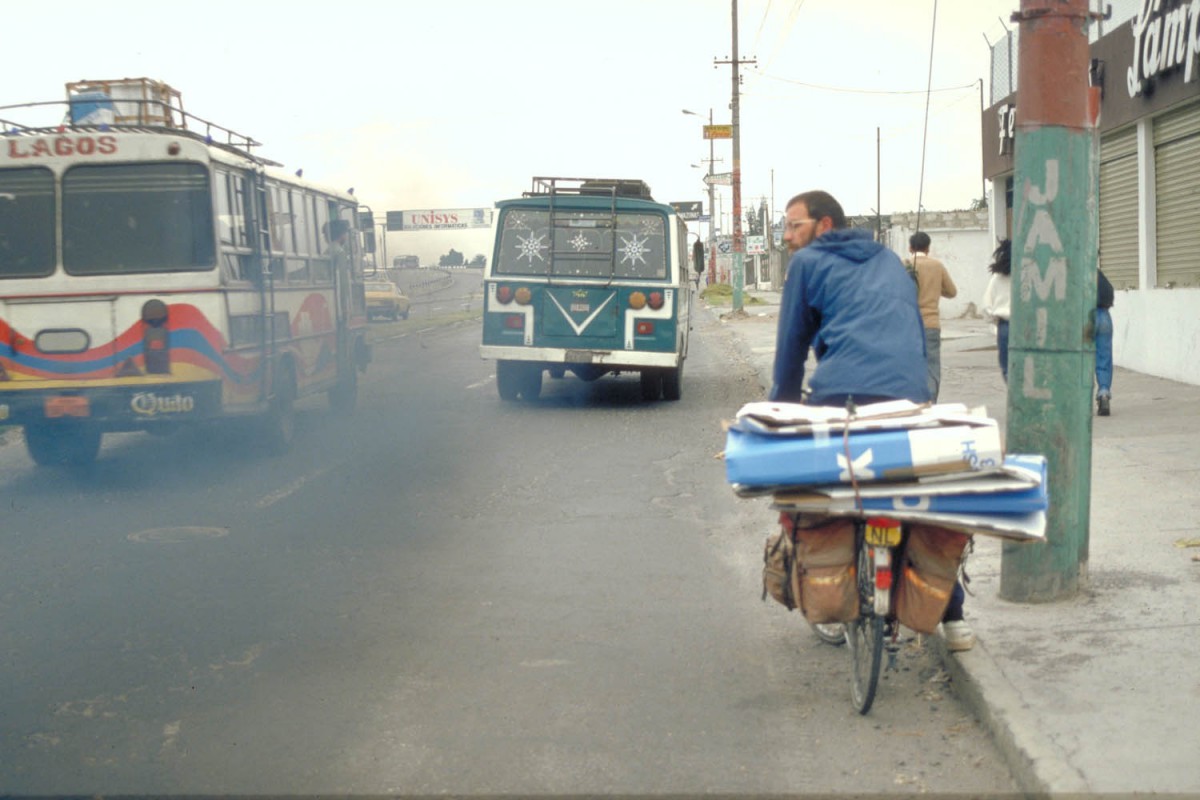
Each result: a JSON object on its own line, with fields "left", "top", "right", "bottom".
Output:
{"left": 941, "top": 620, "right": 976, "bottom": 652}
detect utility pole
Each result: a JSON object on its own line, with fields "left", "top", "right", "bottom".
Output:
{"left": 876, "top": 127, "right": 882, "bottom": 242}
{"left": 377, "top": 222, "right": 389, "bottom": 274}
{"left": 1000, "top": 0, "right": 1101, "bottom": 602}
{"left": 684, "top": 108, "right": 721, "bottom": 286}
{"left": 706, "top": 109, "right": 717, "bottom": 287}
{"left": 715, "top": 0, "right": 755, "bottom": 314}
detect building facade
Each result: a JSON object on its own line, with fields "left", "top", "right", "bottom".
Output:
{"left": 982, "top": 1, "right": 1200, "bottom": 385}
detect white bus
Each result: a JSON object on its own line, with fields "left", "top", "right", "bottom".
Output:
{"left": 0, "top": 80, "right": 371, "bottom": 466}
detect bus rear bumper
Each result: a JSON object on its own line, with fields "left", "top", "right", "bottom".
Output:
{"left": 479, "top": 345, "right": 681, "bottom": 369}
{"left": 0, "top": 381, "right": 225, "bottom": 432}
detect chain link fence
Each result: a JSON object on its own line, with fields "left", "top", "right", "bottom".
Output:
{"left": 988, "top": 0, "right": 1141, "bottom": 105}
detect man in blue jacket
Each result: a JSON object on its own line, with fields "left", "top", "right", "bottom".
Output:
{"left": 770, "top": 190, "right": 930, "bottom": 407}
{"left": 770, "top": 190, "right": 973, "bottom": 652}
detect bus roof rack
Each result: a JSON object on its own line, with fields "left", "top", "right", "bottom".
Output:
{"left": 0, "top": 79, "right": 281, "bottom": 167}
{"left": 526, "top": 176, "right": 654, "bottom": 200}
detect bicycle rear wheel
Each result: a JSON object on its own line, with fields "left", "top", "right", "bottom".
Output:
{"left": 846, "top": 614, "right": 884, "bottom": 714}
{"left": 847, "top": 527, "right": 884, "bottom": 714}
{"left": 810, "top": 622, "right": 846, "bottom": 646}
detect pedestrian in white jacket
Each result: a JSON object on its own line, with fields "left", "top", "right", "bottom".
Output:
{"left": 981, "top": 240, "right": 1012, "bottom": 382}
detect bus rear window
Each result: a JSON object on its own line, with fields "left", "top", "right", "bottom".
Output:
{"left": 0, "top": 167, "right": 55, "bottom": 279}
{"left": 496, "top": 209, "right": 667, "bottom": 280}
{"left": 63, "top": 163, "right": 216, "bottom": 275}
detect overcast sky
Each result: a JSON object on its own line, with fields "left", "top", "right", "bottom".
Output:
{"left": 3, "top": 0, "right": 1021, "bottom": 263}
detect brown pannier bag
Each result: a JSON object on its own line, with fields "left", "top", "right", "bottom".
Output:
{"left": 791, "top": 516, "right": 859, "bottom": 624}
{"left": 762, "top": 527, "right": 797, "bottom": 610}
{"left": 893, "top": 524, "right": 970, "bottom": 634}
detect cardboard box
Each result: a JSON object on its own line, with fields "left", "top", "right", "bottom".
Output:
{"left": 770, "top": 455, "right": 1048, "bottom": 515}
{"left": 724, "top": 422, "right": 1004, "bottom": 488}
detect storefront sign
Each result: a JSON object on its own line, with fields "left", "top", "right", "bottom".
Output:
{"left": 1126, "top": 0, "right": 1200, "bottom": 98}
{"left": 997, "top": 103, "right": 1017, "bottom": 155}
{"left": 982, "top": 9, "right": 1200, "bottom": 180}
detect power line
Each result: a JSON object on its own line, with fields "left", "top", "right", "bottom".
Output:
{"left": 751, "top": 0, "right": 773, "bottom": 55}
{"left": 916, "top": 0, "right": 939, "bottom": 233}
{"left": 755, "top": 71, "right": 975, "bottom": 96}
{"left": 756, "top": 0, "right": 808, "bottom": 77}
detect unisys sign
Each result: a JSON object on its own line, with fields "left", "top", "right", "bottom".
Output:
{"left": 387, "top": 208, "right": 493, "bottom": 231}
{"left": 1126, "top": 0, "right": 1200, "bottom": 97}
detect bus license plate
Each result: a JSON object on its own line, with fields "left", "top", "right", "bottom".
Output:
{"left": 45, "top": 396, "right": 91, "bottom": 418}
{"left": 564, "top": 350, "right": 593, "bottom": 363}
{"left": 865, "top": 522, "right": 901, "bottom": 547}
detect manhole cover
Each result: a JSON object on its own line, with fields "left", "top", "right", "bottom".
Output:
{"left": 127, "top": 526, "right": 230, "bottom": 543}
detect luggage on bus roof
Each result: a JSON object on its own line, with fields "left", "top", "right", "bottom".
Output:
{"left": 526, "top": 176, "right": 654, "bottom": 200}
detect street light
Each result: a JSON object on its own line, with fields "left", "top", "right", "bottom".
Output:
{"left": 683, "top": 108, "right": 718, "bottom": 286}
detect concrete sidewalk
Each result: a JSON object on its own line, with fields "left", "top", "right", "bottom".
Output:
{"left": 713, "top": 289, "right": 1200, "bottom": 797}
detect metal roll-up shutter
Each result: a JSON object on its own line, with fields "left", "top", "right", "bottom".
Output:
{"left": 1098, "top": 126, "right": 1139, "bottom": 289}
{"left": 1153, "top": 101, "right": 1200, "bottom": 289}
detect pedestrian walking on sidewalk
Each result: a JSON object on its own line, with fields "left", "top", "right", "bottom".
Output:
{"left": 1095, "top": 268, "right": 1115, "bottom": 416}
{"left": 982, "top": 239, "right": 1012, "bottom": 382}
{"left": 771, "top": 190, "right": 973, "bottom": 651}
{"left": 904, "top": 232, "right": 957, "bottom": 401}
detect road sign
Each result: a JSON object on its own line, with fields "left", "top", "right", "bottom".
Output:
{"left": 704, "top": 172, "right": 733, "bottom": 187}
{"left": 747, "top": 235, "right": 766, "bottom": 255}
{"left": 670, "top": 201, "right": 703, "bottom": 220}
{"left": 704, "top": 124, "right": 733, "bottom": 140}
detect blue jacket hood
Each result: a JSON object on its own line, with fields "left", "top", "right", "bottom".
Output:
{"left": 807, "top": 228, "right": 884, "bottom": 265}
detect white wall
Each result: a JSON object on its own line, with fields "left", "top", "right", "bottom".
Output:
{"left": 888, "top": 224, "right": 996, "bottom": 321}
{"left": 1111, "top": 288, "right": 1200, "bottom": 385}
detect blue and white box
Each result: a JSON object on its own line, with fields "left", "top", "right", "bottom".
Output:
{"left": 724, "top": 421, "right": 1004, "bottom": 488}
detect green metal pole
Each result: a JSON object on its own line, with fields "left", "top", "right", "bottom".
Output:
{"left": 1000, "top": 0, "right": 1098, "bottom": 602}
{"left": 730, "top": 0, "right": 744, "bottom": 313}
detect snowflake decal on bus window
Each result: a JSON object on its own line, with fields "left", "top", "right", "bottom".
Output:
{"left": 515, "top": 232, "right": 548, "bottom": 263}
{"left": 639, "top": 217, "right": 662, "bottom": 236}
{"left": 506, "top": 212, "right": 534, "bottom": 231}
{"left": 569, "top": 232, "right": 592, "bottom": 251}
{"left": 619, "top": 233, "right": 649, "bottom": 266}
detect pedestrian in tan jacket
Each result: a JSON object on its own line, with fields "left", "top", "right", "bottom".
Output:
{"left": 906, "top": 231, "right": 957, "bottom": 401}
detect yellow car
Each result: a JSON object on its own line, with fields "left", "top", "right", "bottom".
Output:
{"left": 365, "top": 280, "right": 411, "bottom": 321}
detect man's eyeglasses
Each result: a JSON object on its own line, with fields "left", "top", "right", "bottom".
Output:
{"left": 785, "top": 219, "right": 819, "bottom": 231}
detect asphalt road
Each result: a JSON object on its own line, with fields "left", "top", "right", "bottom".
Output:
{"left": 0, "top": 297, "right": 1019, "bottom": 794}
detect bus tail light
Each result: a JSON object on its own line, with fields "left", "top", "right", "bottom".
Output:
{"left": 514, "top": 287, "right": 532, "bottom": 305}
{"left": 648, "top": 291, "right": 664, "bottom": 310}
{"left": 141, "top": 299, "right": 170, "bottom": 374}
{"left": 636, "top": 321, "right": 655, "bottom": 336}
{"left": 628, "top": 291, "right": 647, "bottom": 310}
{"left": 496, "top": 285, "right": 514, "bottom": 304}
{"left": 504, "top": 314, "right": 525, "bottom": 330}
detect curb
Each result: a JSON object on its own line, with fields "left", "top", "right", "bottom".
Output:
{"left": 930, "top": 636, "right": 1090, "bottom": 798}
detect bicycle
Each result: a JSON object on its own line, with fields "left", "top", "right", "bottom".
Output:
{"left": 807, "top": 515, "right": 905, "bottom": 715}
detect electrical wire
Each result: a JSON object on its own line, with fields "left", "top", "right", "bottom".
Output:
{"left": 756, "top": 0, "right": 808, "bottom": 77}
{"left": 755, "top": 72, "right": 976, "bottom": 96}
{"left": 751, "top": 0, "right": 773, "bottom": 55}
{"left": 916, "top": 0, "right": 939, "bottom": 234}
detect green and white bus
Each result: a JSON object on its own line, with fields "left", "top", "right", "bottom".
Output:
{"left": 480, "top": 177, "right": 699, "bottom": 402}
